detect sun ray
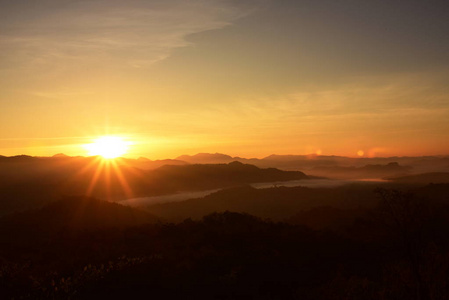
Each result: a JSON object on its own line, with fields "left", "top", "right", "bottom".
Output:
{"left": 111, "top": 159, "right": 134, "bottom": 199}
{"left": 60, "top": 156, "right": 102, "bottom": 194}
{"left": 86, "top": 159, "right": 106, "bottom": 197}
{"left": 73, "top": 156, "right": 102, "bottom": 177}
{"left": 104, "top": 159, "right": 112, "bottom": 199}
{"left": 115, "top": 157, "right": 147, "bottom": 180}
{"left": 61, "top": 136, "right": 138, "bottom": 203}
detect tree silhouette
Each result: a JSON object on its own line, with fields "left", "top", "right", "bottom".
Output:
{"left": 376, "top": 188, "right": 430, "bottom": 300}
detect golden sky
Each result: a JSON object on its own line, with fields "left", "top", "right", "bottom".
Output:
{"left": 1, "top": 0, "right": 448, "bottom": 159}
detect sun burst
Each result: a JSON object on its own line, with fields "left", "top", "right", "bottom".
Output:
{"left": 85, "top": 136, "right": 129, "bottom": 159}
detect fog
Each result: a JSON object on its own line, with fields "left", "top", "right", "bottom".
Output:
{"left": 120, "top": 178, "right": 386, "bottom": 207}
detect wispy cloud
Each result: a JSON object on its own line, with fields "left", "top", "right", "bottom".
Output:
{"left": 0, "top": 0, "right": 252, "bottom": 70}
{"left": 225, "top": 71, "right": 449, "bottom": 121}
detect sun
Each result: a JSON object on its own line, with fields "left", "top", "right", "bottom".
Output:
{"left": 85, "top": 136, "right": 129, "bottom": 159}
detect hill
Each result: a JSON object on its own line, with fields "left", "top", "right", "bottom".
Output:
{"left": 176, "top": 153, "right": 237, "bottom": 164}
{"left": 149, "top": 161, "right": 309, "bottom": 189}
{"left": 144, "top": 182, "right": 449, "bottom": 222}
{"left": 308, "top": 162, "right": 412, "bottom": 179}
{"left": 145, "top": 184, "right": 380, "bottom": 222}
{"left": 0, "top": 196, "right": 157, "bottom": 234}
{"left": 1, "top": 184, "right": 449, "bottom": 299}
{"left": 175, "top": 152, "right": 449, "bottom": 173}
{"left": 386, "top": 172, "right": 449, "bottom": 184}
{"left": 0, "top": 158, "right": 310, "bottom": 215}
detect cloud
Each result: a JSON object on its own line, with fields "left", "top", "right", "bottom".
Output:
{"left": 0, "top": 0, "right": 252, "bottom": 70}
{"left": 225, "top": 71, "right": 449, "bottom": 121}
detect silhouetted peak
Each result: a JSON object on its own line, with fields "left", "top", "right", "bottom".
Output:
{"left": 175, "top": 153, "right": 236, "bottom": 164}
{"left": 178, "top": 152, "right": 233, "bottom": 159}
{"left": 263, "top": 154, "right": 307, "bottom": 161}
{"left": 196, "top": 152, "right": 232, "bottom": 158}
{"left": 0, "top": 155, "right": 37, "bottom": 162}
{"left": 52, "top": 153, "right": 69, "bottom": 157}
{"left": 137, "top": 156, "right": 151, "bottom": 162}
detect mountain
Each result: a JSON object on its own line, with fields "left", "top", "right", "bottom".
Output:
{"left": 175, "top": 153, "right": 236, "bottom": 164}
{"left": 0, "top": 158, "right": 310, "bottom": 215}
{"left": 2, "top": 152, "right": 448, "bottom": 216}
{"left": 120, "top": 157, "right": 188, "bottom": 170}
{"left": 145, "top": 184, "right": 380, "bottom": 222}
{"left": 0, "top": 196, "right": 157, "bottom": 234}
{"left": 308, "top": 162, "right": 412, "bottom": 179}
{"left": 386, "top": 172, "right": 449, "bottom": 184}
{"left": 0, "top": 154, "right": 36, "bottom": 162}
{"left": 173, "top": 153, "right": 449, "bottom": 173}
{"left": 144, "top": 182, "right": 449, "bottom": 222}
{"left": 149, "top": 161, "right": 309, "bottom": 189}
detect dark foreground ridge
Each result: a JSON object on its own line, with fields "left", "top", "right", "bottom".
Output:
{"left": 1, "top": 185, "right": 449, "bottom": 299}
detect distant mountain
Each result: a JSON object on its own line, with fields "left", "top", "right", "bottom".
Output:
{"left": 4, "top": 152, "right": 448, "bottom": 174}
{"left": 386, "top": 172, "right": 449, "bottom": 184}
{"left": 0, "top": 158, "right": 310, "bottom": 215}
{"left": 263, "top": 154, "right": 318, "bottom": 161}
{"left": 149, "top": 161, "right": 309, "bottom": 192}
{"left": 173, "top": 153, "right": 441, "bottom": 172}
{"left": 120, "top": 157, "right": 188, "bottom": 170}
{"left": 174, "top": 153, "right": 347, "bottom": 170}
{"left": 308, "top": 162, "right": 412, "bottom": 179}
{"left": 137, "top": 156, "right": 151, "bottom": 162}
{"left": 1, "top": 152, "right": 449, "bottom": 216}
{"left": 0, "top": 154, "right": 36, "bottom": 162}
{"left": 175, "top": 153, "right": 236, "bottom": 164}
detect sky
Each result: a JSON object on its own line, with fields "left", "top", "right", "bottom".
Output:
{"left": 1, "top": 0, "right": 448, "bottom": 159}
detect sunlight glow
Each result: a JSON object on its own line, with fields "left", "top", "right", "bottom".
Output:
{"left": 85, "top": 136, "right": 129, "bottom": 159}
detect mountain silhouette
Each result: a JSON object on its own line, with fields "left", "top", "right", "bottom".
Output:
{"left": 0, "top": 158, "right": 310, "bottom": 215}
{"left": 308, "top": 162, "right": 412, "bottom": 179}
{"left": 175, "top": 153, "right": 449, "bottom": 174}
{"left": 0, "top": 196, "right": 157, "bottom": 234}
{"left": 175, "top": 153, "right": 236, "bottom": 164}
{"left": 386, "top": 172, "right": 449, "bottom": 184}
{"left": 145, "top": 184, "right": 379, "bottom": 222}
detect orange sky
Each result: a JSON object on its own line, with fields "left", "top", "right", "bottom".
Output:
{"left": 1, "top": 0, "right": 448, "bottom": 159}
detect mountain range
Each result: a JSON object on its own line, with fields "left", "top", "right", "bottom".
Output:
{"left": 0, "top": 158, "right": 309, "bottom": 215}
